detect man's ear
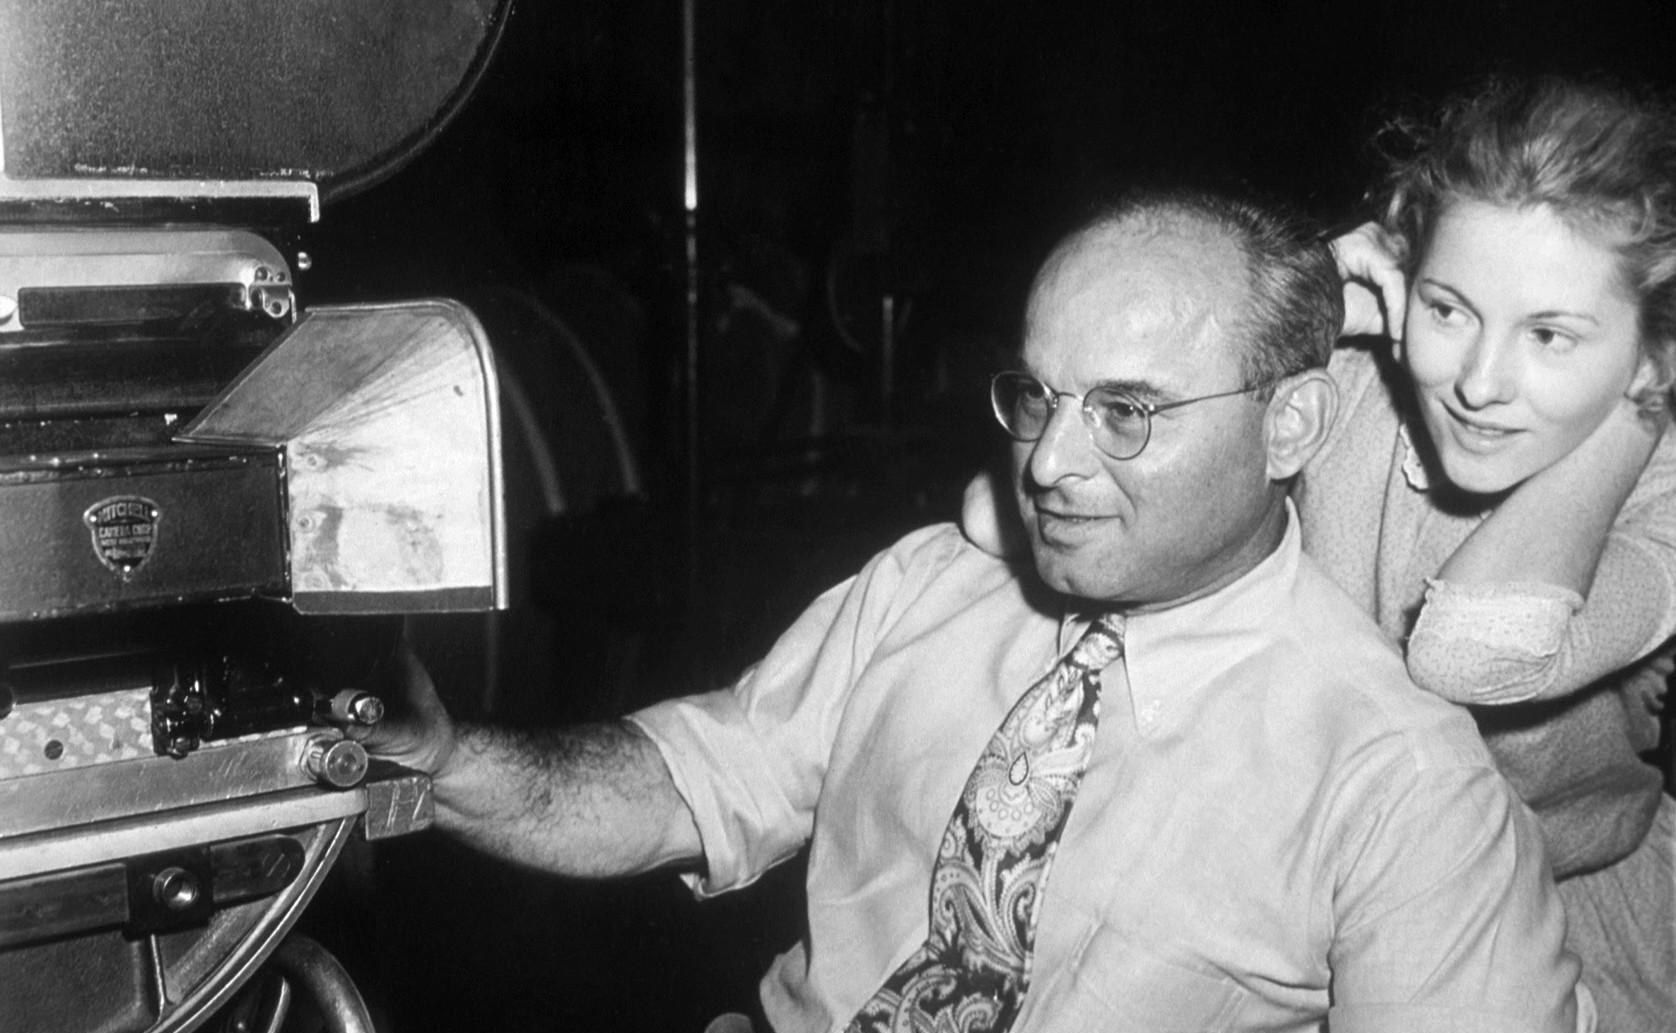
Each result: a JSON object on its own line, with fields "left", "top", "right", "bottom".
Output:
{"left": 1264, "top": 368, "right": 1337, "bottom": 481}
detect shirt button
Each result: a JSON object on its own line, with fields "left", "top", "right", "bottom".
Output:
{"left": 1138, "top": 699, "right": 1162, "bottom": 730}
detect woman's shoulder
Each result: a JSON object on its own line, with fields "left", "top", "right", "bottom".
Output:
{"left": 1315, "top": 342, "right": 1403, "bottom": 461}
{"left": 1623, "top": 422, "right": 1676, "bottom": 521}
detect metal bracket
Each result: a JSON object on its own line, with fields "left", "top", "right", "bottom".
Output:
{"left": 358, "top": 762, "right": 434, "bottom": 841}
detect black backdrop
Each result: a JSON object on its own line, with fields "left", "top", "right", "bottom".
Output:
{"left": 309, "top": 0, "right": 1676, "bottom": 509}
{"left": 317, "top": 0, "right": 1676, "bottom": 300}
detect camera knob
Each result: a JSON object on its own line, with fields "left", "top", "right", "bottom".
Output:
{"left": 301, "top": 735, "right": 369, "bottom": 789}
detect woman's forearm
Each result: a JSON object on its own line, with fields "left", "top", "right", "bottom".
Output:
{"left": 1437, "top": 401, "right": 1658, "bottom": 593}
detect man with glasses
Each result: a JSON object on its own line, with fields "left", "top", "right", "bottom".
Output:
{"left": 361, "top": 187, "right": 1581, "bottom": 1032}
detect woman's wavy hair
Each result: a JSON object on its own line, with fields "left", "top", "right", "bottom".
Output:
{"left": 1373, "top": 74, "right": 1676, "bottom": 414}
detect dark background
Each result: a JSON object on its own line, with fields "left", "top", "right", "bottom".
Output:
{"left": 274, "top": 2, "right": 1676, "bottom": 1030}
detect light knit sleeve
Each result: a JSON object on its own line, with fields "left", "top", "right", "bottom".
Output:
{"left": 1405, "top": 580, "right": 1583, "bottom": 703}
{"left": 1406, "top": 435, "right": 1676, "bottom": 704}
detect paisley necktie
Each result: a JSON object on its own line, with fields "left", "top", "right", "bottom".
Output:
{"left": 846, "top": 613, "right": 1126, "bottom": 1033}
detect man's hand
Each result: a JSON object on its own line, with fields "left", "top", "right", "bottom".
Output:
{"left": 1330, "top": 222, "right": 1407, "bottom": 340}
{"left": 346, "top": 635, "right": 458, "bottom": 780}
{"left": 344, "top": 634, "right": 704, "bottom": 875}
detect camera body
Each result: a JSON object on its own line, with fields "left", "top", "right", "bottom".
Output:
{"left": 0, "top": 4, "right": 512, "bottom": 1030}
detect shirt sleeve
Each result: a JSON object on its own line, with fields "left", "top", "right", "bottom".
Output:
{"left": 628, "top": 525, "right": 960, "bottom": 898}
{"left": 1405, "top": 433, "right": 1676, "bottom": 705}
{"left": 1326, "top": 760, "right": 1579, "bottom": 1033}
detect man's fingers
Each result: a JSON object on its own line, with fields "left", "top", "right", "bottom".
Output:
{"left": 341, "top": 634, "right": 456, "bottom": 776}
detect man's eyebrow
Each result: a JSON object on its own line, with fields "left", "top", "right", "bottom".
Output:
{"left": 1093, "top": 377, "right": 1165, "bottom": 401}
{"left": 1014, "top": 367, "right": 1166, "bottom": 401}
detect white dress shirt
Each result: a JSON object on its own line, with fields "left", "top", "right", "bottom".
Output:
{"left": 633, "top": 509, "right": 1578, "bottom": 1032}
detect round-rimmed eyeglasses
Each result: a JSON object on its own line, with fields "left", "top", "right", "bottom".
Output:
{"left": 989, "top": 371, "right": 1270, "bottom": 461}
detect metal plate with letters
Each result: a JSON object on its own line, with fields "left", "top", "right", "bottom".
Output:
{"left": 0, "top": 451, "right": 287, "bottom": 620}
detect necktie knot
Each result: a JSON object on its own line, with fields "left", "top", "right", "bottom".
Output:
{"left": 1067, "top": 612, "right": 1125, "bottom": 671}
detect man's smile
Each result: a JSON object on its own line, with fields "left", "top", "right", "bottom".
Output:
{"left": 1031, "top": 504, "right": 1118, "bottom": 544}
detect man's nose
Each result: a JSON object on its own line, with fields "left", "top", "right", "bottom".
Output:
{"left": 1454, "top": 334, "right": 1517, "bottom": 409}
{"left": 1025, "top": 399, "right": 1100, "bottom": 485}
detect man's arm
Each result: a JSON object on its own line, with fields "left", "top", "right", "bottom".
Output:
{"left": 355, "top": 641, "right": 704, "bottom": 877}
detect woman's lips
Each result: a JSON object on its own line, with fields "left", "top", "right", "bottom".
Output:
{"left": 1440, "top": 404, "right": 1522, "bottom": 453}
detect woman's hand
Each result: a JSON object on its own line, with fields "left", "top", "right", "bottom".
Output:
{"left": 1619, "top": 644, "right": 1673, "bottom": 754}
{"left": 960, "top": 468, "right": 1025, "bottom": 559}
{"left": 1330, "top": 222, "right": 1407, "bottom": 341}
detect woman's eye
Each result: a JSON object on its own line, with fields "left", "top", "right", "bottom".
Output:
{"left": 1530, "top": 326, "right": 1577, "bottom": 353}
{"left": 1426, "top": 299, "right": 1467, "bottom": 325}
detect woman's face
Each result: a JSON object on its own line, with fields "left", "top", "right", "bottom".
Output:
{"left": 1403, "top": 199, "right": 1648, "bottom": 494}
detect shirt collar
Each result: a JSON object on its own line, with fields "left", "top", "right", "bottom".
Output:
{"left": 1399, "top": 421, "right": 1431, "bottom": 492}
{"left": 1059, "top": 501, "right": 1304, "bottom": 739}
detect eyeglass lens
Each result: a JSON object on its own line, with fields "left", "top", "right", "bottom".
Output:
{"left": 991, "top": 373, "right": 1151, "bottom": 460}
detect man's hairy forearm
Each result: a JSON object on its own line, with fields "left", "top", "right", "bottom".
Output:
{"left": 429, "top": 718, "right": 704, "bottom": 877}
